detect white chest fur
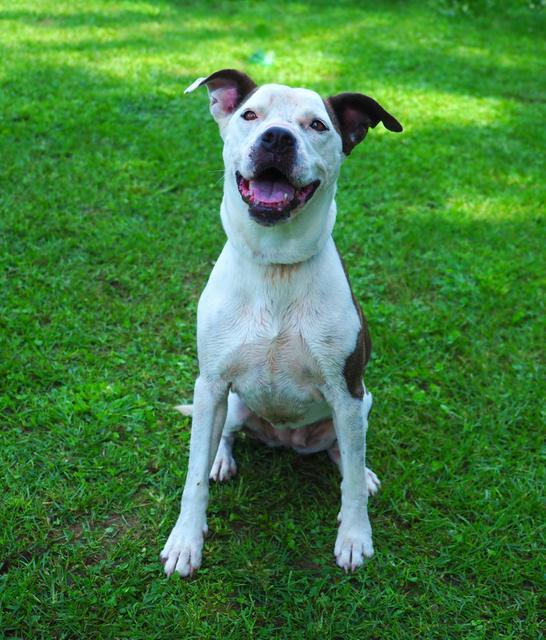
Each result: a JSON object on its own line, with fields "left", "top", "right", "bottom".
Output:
{"left": 196, "top": 237, "right": 361, "bottom": 429}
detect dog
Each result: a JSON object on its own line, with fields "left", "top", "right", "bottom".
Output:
{"left": 160, "top": 69, "right": 402, "bottom": 577}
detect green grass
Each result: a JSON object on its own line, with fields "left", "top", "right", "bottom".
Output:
{"left": 1, "top": 0, "right": 544, "bottom": 637}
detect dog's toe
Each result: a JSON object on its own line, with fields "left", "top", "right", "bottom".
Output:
{"left": 366, "top": 467, "right": 381, "bottom": 496}
{"left": 161, "top": 523, "right": 205, "bottom": 578}
{"left": 210, "top": 440, "right": 237, "bottom": 482}
{"left": 334, "top": 525, "right": 374, "bottom": 572}
{"left": 210, "top": 455, "right": 237, "bottom": 482}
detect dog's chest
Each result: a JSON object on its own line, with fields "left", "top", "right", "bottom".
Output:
{"left": 224, "top": 300, "right": 329, "bottom": 427}
{"left": 198, "top": 240, "right": 360, "bottom": 428}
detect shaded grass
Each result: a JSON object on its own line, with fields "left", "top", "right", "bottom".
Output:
{"left": 0, "top": 0, "right": 544, "bottom": 638}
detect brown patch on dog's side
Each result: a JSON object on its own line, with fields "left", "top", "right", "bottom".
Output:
{"left": 335, "top": 244, "right": 372, "bottom": 399}
{"left": 343, "top": 327, "right": 365, "bottom": 399}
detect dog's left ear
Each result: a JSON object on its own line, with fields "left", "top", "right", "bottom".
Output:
{"left": 185, "top": 69, "right": 257, "bottom": 129}
{"left": 326, "top": 93, "right": 403, "bottom": 155}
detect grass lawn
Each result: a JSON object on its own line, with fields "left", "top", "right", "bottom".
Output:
{"left": 1, "top": 0, "right": 544, "bottom": 638}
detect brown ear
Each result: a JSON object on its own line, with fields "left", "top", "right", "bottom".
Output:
{"left": 326, "top": 93, "right": 403, "bottom": 155}
{"left": 185, "top": 69, "right": 257, "bottom": 126}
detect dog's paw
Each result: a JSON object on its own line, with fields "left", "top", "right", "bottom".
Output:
{"left": 334, "top": 523, "right": 374, "bottom": 572}
{"left": 209, "top": 439, "right": 237, "bottom": 482}
{"left": 366, "top": 467, "right": 381, "bottom": 496}
{"left": 160, "top": 521, "right": 207, "bottom": 578}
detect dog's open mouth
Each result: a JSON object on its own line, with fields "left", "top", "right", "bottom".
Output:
{"left": 236, "top": 169, "right": 320, "bottom": 226}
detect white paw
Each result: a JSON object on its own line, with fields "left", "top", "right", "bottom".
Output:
{"left": 334, "top": 523, "right": 374, "bottom": 572}
{"left": 160, "top": 521, "right": 207, "bottom": 577}
{"left": 366, "top": 467, "right": 381, "bottom": 496}
{"left": 209, "top": 439, "right": 237, "bottom": 482}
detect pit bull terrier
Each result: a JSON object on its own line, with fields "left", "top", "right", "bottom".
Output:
{"left": 161, "top": 69, "right": 402, "bottom": 577}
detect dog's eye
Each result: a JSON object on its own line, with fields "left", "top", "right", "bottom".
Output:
{"left": 242, "top": 110, "right": 258, "bottom": 121}
{"left": 310, "top": 119, "right": 328, "bottom": 132}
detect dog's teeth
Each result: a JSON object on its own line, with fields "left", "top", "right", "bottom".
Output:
{"left": 284, "top": 193, "right": 288, "bottom": 200}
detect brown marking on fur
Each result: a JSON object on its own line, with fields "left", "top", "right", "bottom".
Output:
{"left": 265, "top": 262, "right": 302, "bottom": 282}
{"left": 238, "top": 86, "right": 258, "bottom": 109}
{"left": 264, "top": 331, "right": 292, "bottom": 376}
{"left": 326, "top": 93, "right": 402, "bottom": 155}
{"left": 323, "top": 98, "right": 343, "bottom": 141}
{"left": 198, "top": 68, "right": 257, "bottom": 112}
{"left": 335, "top": 244, "right": 372, "bottom": 399}
{"left": 343, "top": 328, "right": 365, "bottom": 399}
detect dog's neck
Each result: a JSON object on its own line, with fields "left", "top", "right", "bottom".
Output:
{"left": 221, "top": 179, "right": 337, "bottom": 265}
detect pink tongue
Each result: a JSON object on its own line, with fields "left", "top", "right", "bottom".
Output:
{"left": 249, "top": 176, "right": 295, "bottom": 204}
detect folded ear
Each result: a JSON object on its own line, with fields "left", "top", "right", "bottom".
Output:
{"left": 326, "top": 92, "right": 403, "bottom": 155}
{"left": 185, "top": 69, "right": 257, "bottom": 127}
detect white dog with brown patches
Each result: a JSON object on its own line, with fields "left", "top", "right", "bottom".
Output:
{"left": 161, "top": 69, "right": 402, "bottom": 577}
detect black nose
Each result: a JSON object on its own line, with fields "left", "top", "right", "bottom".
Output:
{"left": 260, "top": 127, "right": 296, "bottom": 154}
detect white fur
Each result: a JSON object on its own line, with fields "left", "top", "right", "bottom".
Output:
{"left": 161, "top": 81, "right": 379, "bottom": 576}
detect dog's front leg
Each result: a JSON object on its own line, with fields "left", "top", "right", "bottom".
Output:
{"left": 161, "top": 375, "right": 228, "bottom": 577}
{"left": 326, "top": 388, "right": 374, "bottom": 572}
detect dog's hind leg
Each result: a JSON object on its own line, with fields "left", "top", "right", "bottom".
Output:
{"left": 327, "top": 444, "right": 381, "bottom": 497}
{"left": 177, "top": 392, "right": 248, "bottom": 483}
{"left": 209, "top": 392, "right": 250, "bottom": 482}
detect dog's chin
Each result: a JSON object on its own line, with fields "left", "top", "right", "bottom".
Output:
{"left": 236, "top": 169, "right": 320, "bottom": 227}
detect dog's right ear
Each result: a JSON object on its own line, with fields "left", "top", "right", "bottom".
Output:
{"left": 185, "top": 69, "right": 257, "bottom": 130}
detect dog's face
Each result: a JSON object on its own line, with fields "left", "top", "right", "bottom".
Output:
{"left": 186, "top": 69, "right": 402, "bottom": 227}
{"left": 226, "top": 84, "right": 340, "bottom": 226}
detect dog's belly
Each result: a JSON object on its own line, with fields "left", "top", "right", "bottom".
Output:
{"left": 243, "top": 414, "right": 336, "bottom": 454}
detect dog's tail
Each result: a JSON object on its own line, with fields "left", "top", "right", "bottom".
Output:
{"left": 175, "top": 404, "right": 193, "bottom": 417}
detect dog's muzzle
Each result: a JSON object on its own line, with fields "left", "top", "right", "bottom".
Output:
{"left": 236, "top": 127, "right": 320, "bottom": 226}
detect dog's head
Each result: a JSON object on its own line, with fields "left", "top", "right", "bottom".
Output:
{"left": 186, "top": 69, "right": 402, "bottom": 229}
